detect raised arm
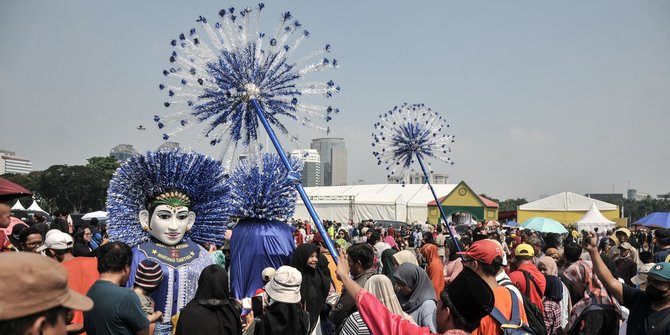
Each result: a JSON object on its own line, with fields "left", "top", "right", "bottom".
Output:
{"left": 582, "top": 231, "right": 623, "bottom": 303}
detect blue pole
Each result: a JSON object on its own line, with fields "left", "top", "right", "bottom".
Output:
{"left": 415, "top": 154, "right": 463, "bottom": 254}
{"left": 250, "top": 98, "right": 339, "bottom": 263}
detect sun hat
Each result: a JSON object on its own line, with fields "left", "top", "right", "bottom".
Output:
{"left": 264, "top": 266, "right": 302, "bottom": 304}
{"left": 515, "top": 243, "right": 535, "bottom": 257}
{"left": 0, "top": 252, "right": 93, "bottom": 320}
{"left": 261, "top": 267, "right": 276, "bottom": 282}
{"left": 134, "top": 259, "right": 164, "bottom": 292}
{"left": 618, "top": 242, "right": 634, "bottom": 251}
{"left": 631, "top": 263, "right": 656, "bottom": 286}
{"left": 456, "top": 239, "right": 504, "bottom": 265}
{"left": 36, "top": 229, "right": 74, "bottom": 252}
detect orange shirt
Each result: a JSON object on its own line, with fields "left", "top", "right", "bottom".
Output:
{"left": 471, "top": 286, "right": 528, "bottom": 335}
{"left": 509, "top": 263, "right": 546, "bottom": 314}
{"left": 62, "top": 257, "right": 99, "bottom": 333}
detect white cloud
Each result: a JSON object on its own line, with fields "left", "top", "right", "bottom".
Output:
{"left": 506, "top": 127, "right": 548, "bottom": 144}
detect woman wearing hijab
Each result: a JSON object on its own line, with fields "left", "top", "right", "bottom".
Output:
{"left": 392, "top": 250, "right": 419, "bottom": 267}
{"left": 543, "top": 275, "right": 564, "bottom": 335}
{"left": 381, "top": 249, "right": 398, "bottom": 284}
{"left": 420, "top": 244, "right": 445, "bottom": 297}
{"left": 255, "top": 266, "right": 310, "bottom": 335}
{"left": 175, "top": 264, "right": 242, "bottom": 335}
{"left": 538, "top": 256, "right": 571, "bottom": 329}
{"left": 291, "top": 243, "right": 331, "bottom": 335}
{"left": 393, "top": 263, "right": 438, "bottom": 332}
{"left": 339, "top": 275, "right": 414, "bottom": 335}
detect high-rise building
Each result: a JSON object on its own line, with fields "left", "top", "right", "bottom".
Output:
{"left": 310, "top": 138, "right": 347, "bottom": 186}
{"left": 388, "top": 172, "right": 449, "bottom": 185}
{"left": 158, "top": 141, "right": 180, "bottom": 150}
{"left": 110, "top": 144, "right": 138, "bottom": 162}
{"left": 290, "top": 149, "right": 320, "bottom": 187}
{"left": 0, "top": 150, "right": 32, "bottom": 174}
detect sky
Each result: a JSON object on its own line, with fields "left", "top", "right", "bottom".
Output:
{"left": 1, "top": 1, "right": 669, "bottom": 201}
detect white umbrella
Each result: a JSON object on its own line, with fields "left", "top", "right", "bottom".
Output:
{"left": 81, "top": 211, "right": 108, "bottom": 220}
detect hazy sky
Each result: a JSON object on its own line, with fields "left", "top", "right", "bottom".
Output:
{"left": 1, "top": 1, "right": 669, "bottom": 201}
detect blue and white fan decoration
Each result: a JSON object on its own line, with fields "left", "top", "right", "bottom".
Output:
{"left": 156, "top": 3, "right": 340, "bottom": 166}
{"left": 372, "top": 103, "right": 454, "bottom": 184}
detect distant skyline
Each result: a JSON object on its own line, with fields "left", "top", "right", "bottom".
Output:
{"left": 1, "top": 1, "right": 669, "bottom": 201}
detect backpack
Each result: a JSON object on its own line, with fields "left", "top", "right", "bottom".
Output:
{"left": 518, "top": 270, "right": 547, "bottom": 335}
{"left": 490, "top": 288, "right": 537, "bottom": 335}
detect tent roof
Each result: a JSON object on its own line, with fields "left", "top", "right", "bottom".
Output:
{"left": 519, "top": 192, "right": 618, "bottom": 212}
{"left": 427, "top": 194, "right": 499, "bottom": 208}
{"left": 11, "top": 200, "right": 25, "bottom": 210}
{"left": 575, "top": 203, "right": 615, "bottom": 224}
{"left": 27, "top": 200, "right": 46, "bottom": 212}
{"left": 299, "top": 183, "right": 457, "bottom": 206}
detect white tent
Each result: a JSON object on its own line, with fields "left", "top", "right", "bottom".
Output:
{"left": 294, "top": 183, "right": 457, "bottom": 224}
{"left": 11, "top": 200, "right": 25, "bottom": 210}
{"left": 27, "top": 200, "right": 46, "bottom": 212}
{"left": 519, "top": 192, "right": 618, "bottom": 211}
{"left": 575, "top": 203, "right": 616, "bottom": 232}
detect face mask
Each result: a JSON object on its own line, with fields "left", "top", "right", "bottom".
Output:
{"left": 645, "top": 285, "right": 666, "bottom": 301}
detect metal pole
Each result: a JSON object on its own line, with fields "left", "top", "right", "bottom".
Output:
{"left": 250, "top": 98, "right": 339, "bottom": 263}
{"left": 415, "top": 154, "right": 463, "bottom": 254}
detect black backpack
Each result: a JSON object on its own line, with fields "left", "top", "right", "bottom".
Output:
{"left": 489, "top": 288, "right": 537, "bottom": 335}
{"left": 517, "top": 270, "right": 547, "bottom": 335}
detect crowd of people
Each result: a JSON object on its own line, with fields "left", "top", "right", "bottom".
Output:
{"left": 2, "top": 200, "right": 670, "bottom": 335}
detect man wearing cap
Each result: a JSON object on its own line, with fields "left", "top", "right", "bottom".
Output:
{"left": 39, "top": 230, "right": 99, "bottom": 334}
{"left": 0, "top": 252, "right": 93, "bottom": 335}
{"left": 335, "top": 250, "right": 495, "bottom": 335}
{"left": 457, "top": 239, "right": 528, "bottom": 335}
{"left": 584, "top": 231, "right": 670, "bottom": 334}
{"left": 616, "top": 242, "right": 638, "bottom": 287}
{"left": 84, "top": 242, "right": 150, "bottom": 335}
{"left": 631, "top": 262, "right": 657, "bottom": 291}
{"left": 509, "top": 243, "right": 546, "bottom": 314}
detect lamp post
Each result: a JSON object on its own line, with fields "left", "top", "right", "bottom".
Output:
{"left": 137, "top": 125, "right": 146, "bottom": 153}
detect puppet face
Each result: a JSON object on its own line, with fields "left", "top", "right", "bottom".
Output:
{"left": 139, "top": 204, "right": 195, "bottom": 245}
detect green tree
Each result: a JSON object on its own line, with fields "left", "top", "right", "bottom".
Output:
{"left": 499, "top": 198, "right": 528, "bottom": 212}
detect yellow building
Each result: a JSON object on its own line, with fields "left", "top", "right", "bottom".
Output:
{"left": 517, "top": 192, "right": 619, "bottom": 226}
{"left": 427, "top": 181, "right": 499, "bottom": 225}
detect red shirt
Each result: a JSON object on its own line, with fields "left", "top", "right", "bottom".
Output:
{"left": 509, "top": 263, "right": 546, "bottom": 314}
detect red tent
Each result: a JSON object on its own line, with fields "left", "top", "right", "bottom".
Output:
{"left": 0, "top": 177, "right": 32, "bottom": 202}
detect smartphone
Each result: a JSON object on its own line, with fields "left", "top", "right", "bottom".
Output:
{"left": 251, "top": 296, "right": 264, "bottom": 317}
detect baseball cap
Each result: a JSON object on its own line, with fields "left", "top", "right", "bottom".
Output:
{"left": 36, "top": 229, "right": 74, "bottom": 252}
{"left": 0, "top": 252, "right": 93, "bottom": 320}
{"left": 647, "top": 262, "right": 670, "bottom": 283}
{"left": 457, "top": 239, "right": 504, "bottom": 265}
{"left": 264, "top": 266, "right": 302, "bottom": 304}
{"left": 515, "top": 243, "right": 535, "bottom": 257}
{"left": 631, "top": 263, "right": 656, "bottom": 286}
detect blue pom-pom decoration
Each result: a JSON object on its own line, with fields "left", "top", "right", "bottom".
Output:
{"left": 106, "top": 149, "right": 230, "bottom": 247}
{"left": 372, "top": 103, "right": 454, "bottom": 184}
{"left": 228, "top": 153, "right": 302, "bottom": 222}
{"left": 156, "top": 3, "right": 340, "bottom": 164}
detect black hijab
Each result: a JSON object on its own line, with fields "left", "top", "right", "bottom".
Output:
{"left": 291, "top": 244, "right": 331, "bottom": 333}
{"left": 255, "top": 301, "right": 310, "bottom": 335}
{"left": 175, "top": 264, "right": 242, "bottom": 335}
